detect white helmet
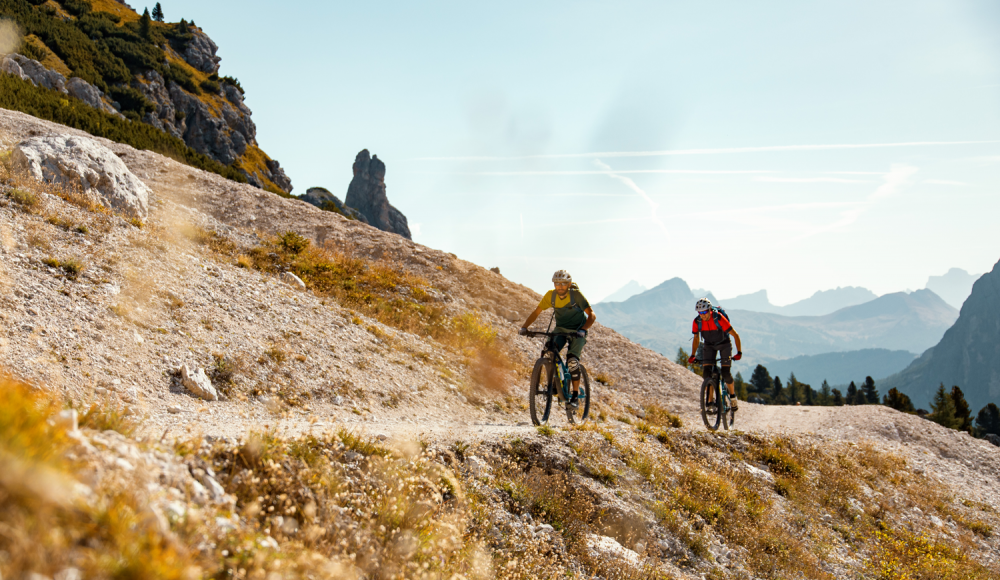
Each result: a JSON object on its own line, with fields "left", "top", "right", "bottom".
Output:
{"left": 552, "top": 270, "right": 572, "bottom": 283}
{"left": 695, "top": 297, "right": 712, "bottom": 312}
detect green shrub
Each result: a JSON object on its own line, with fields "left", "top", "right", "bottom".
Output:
{"left": 199, "top": 78, "right": 220, "bottom": 94}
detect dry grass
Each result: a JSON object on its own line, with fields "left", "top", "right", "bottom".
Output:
{"left": 192, "top": 228, "right": 522, "bottom": 396}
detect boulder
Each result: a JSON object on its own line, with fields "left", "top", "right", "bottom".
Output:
{"left": 180, "top": 364, "right": 218, "bottom": 401}
{"left": 11, "top": 134, "right": 150, "bottom": 220}
{"left": 280, "top": 271, "right": 306, "bottom": 290}
{"left": 298, "top": 187, "right": 368, "bottom": 223}
{"left": 344, "top": 150, "right": 411, "bottom": 239}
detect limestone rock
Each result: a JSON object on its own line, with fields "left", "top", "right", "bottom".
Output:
{"left": 181, "top": 29, "right": 222, "bottom": 75}
{"left": 280, "top": 271, "right": 306, "bottom": 290}
{"left": 586, "top": 534, "right": 641, "bottom": 567}
{"left": 344, "top": 150, "right": 411, "bottom": 239}
{"left": 12, "top": 134, "right": 150, "bottom": 220}
{"left": 298, "top": 187, "right": 368, "bottom": 223}
{"left": 65, "top": 77, "right": 122, "bottom": 118}
{"left": 4, "top": 54, "right": 65, "bottom": 92}
{"left": 180, "top": 364, "right": 218, "bottom": 401}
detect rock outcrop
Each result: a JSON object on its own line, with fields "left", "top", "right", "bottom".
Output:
{"left": 11, "top": 134, "right": 150, "bottom": 219}
{"left": 298, "top": 187, "right": 368, "bottom": 223}
{"left": 1, "top": 54, "right": 122, "bottom": 118}
{"left": 882, "top": 257, "right": 1000, "bottom": 413}
{"left": 344, "top": 150, "right": 411, "bottom": 239}
{"left": 1, "top": 28, "right": 292, "bottom": 194}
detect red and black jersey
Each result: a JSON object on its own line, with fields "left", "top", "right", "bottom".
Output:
{"left": 692, "top": 313, "right": 732, "bottom": 346}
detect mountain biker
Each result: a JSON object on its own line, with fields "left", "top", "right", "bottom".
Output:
{"left": 687, "top": 297, "right": 743, "bottom": 411}
{"left": 519, "top": 270, "right": 597, "bottom": 408}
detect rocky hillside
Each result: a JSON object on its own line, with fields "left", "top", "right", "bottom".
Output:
{"left": 0, "top": 109, "right": 998, "bottom": 579}
{"left": 0, "top": 0, "right": 291, "bottom": 193}
{"left": 882, "top": 258, "right": 1000, "bottom": 413}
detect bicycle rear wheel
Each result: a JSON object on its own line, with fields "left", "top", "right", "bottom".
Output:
{"left": 565, "top": 365, "right": 591, "bottom": 425}
{"left": 529, "top": 357, "right": 554, "bottom": 426}
{"left": 700, "top": 379, "right": 723, "bottom": 431}
{"left": 723, "top": 391, "right": 736, "bottom": 430}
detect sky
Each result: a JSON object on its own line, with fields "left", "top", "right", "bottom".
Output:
{"left": 161, "top": 0, "right": 1000, "bottom": 305}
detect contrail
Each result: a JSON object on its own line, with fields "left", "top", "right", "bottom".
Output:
{"left": 414, "top": 140, "right": 1000, "bottom": 162}
{"left": 407, "top": 169, "right": 774, "bottom": 176}
{"left": 594, "top": 159, "right": 669, "bottom": 236}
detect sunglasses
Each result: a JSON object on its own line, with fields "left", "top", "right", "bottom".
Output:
{"left": 698, "top": 310, "right": 711, "bottom": 315}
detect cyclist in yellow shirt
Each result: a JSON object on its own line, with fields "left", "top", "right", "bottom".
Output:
{"left": 520, "top": 270, "right": 596, "bottom": 407}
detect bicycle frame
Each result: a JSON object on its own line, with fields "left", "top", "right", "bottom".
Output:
{"left": 531, "top": 332, "right": 587, "bottom": 402}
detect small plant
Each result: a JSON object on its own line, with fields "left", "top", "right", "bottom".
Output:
{"left": 128, "top": 217, "right": 144, "bottom": 229}
{"left": 236, "top": 254, "right": 252, "bottom": 268}
{"left": 537, "top": 424, "right": 554, "bottom": 437}
{"left": 451, "top": 440, "right": 469, "bottom": 461}
{"left": 9, "top": 188, "right": 38, "bottom": 208}
{"left": 264, "top": 344, "right": 287, "bottom": 365}
{"left": 278, "top": 230, "right": 310, "bottom": 254}
{"left": 593, "top": 371, "right": 616, "bottom": 386}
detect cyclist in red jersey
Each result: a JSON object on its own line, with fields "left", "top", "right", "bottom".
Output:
{"left": 687, "top": 298, "right": 743, "bottom": 411}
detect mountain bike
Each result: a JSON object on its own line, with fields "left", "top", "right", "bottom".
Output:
{"left": 698, "top": 358, "right": 735, "bottom": 431}
{"left": 524, "top": 331, "right": 591, "bottom": 426}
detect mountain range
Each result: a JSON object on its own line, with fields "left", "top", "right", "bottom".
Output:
{"left": 882, "top": 259, "right": 1000, "bottom": 413}
{"left": 718, "top": 287, "right": 877, "bottom": 317}
{"left": 598, "top": 280, "right": 648, "bottom": 303}
{"left": 595, "top": 278, "right": 958, "bottom": 377}
{"left": 925, "top": 268, "right": 981, "bottom": 310}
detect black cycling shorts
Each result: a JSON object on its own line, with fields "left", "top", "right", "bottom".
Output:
{"left": 702, "top": 341, "right": 732, "bottom": 367}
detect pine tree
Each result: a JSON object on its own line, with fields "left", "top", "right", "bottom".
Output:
{"left": 862, "top": 376, "right": 879, "bottom": 405}
{"left": 152, "top": 2, "right": 164, "bottom": 22}
{"left": 675, "top": 347, "right": 690, "bottom": 370}
{"left": 819, "top": 380, "right": 832, "bottom": 406}
{"left": 930, "top": 383, "right": 959, "bottom": 429}
{"left": 772, "top": 376, "right": 784, "bottom": 405}
{"left": 787, "top": 373, "right": 800, "bottom": 405}
{"left": 804, "top": 384, "right": 815, "bottom": 405}
{"left": 750, "top": 365, "right": 772, "bottom": 396}
{"left": 832, "top": 388, "right": 844, "bottom": 406}
{"left": 139, "top": 8, "right": 152, "bottom": 38}
{"left": 950, "top": 386, "right": 972, "bottom": 432}
{"left": 975, "top": 403, "right": 1000, "bottom": 437}
{"left": 846, "top": 381, "right": 859, "bottom": 405}
{"left": 883, "top": 388, "right": 915, "bottom": 413}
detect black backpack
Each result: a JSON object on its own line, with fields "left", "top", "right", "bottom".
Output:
{"left": 694, "top": 306, "right": 732, "bottom": 334}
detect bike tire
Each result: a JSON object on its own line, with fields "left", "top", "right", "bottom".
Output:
{"left": 565, "top": 365, "right": 592, "bottom": 425}
{"left": 700, "top": 378, "right": 723, "bottom": 431}
{"left": 529, "top": 357, "right": 554, "bottom": 426}
{"left": 724, "top": 392, "right": 736, "bottom": 430}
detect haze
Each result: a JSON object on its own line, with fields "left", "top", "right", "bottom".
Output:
{"left": 162, "top": 0, "right": 1000, "bottom": 305}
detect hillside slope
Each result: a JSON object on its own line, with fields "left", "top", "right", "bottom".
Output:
{"left": 882, "top": 258, "right": 1000, "bottom": 412}
{"left": 0, "top": 109, "right": 998, "bottom": 579}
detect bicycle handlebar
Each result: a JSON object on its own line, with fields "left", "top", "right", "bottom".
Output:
{"left": 524, "top": 330, "right": 579, "bottom": 338}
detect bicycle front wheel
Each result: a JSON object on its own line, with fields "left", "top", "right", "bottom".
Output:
{"left": 565, "top": 365, "right": 592, "bottom": 425}
{"left": 700, "top": 379, "right": 723, "bottom": 431}
{"left": 529, "top": 357, "right": 554, "bottom": 426}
